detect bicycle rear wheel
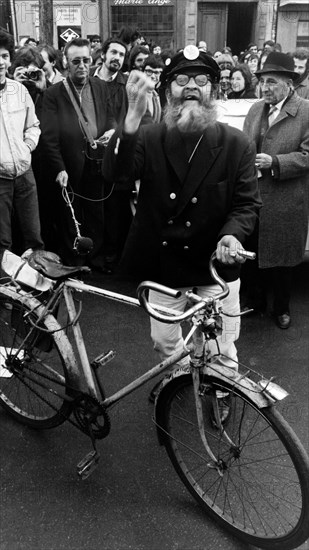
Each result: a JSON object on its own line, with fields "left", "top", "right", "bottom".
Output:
{"left": 0, "top": 287, "right": 76, "bottom": 429}
{"left": 157, "top": 374, "right": 309, "bottom": 550}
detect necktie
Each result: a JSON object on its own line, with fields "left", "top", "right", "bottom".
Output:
{"left": 268, "top": 105, "right": 278, "bottom": 126}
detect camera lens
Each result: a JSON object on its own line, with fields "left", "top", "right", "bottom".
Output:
{"left": 27, "top": 70, "right": 40, "bottom": 80}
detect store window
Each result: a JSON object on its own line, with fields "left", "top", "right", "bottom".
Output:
{"left": 111, "top": 5, "right": 174, "bottom": 49}
{"left": 296, "top": 18, "right": 309, "bottom": 47}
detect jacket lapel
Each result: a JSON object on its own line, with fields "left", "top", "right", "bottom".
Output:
{"left": 164, "top": 126, "right": 188, "bottom": 185}
{"left": 173, "top": 125, "right": 223, "bottom": 217}
{"left": 269, "top": 94, "right": 298, "bottom": 129}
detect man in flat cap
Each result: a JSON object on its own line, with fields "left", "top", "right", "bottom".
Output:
{"left": 103, "top": 45, "right": 260, "bottom": 411}
{"left": 243, "top": 52, "right": 309, "bottom": 329}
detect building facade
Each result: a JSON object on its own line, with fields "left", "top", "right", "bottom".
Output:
{"left": 8, "top": 0, "right": 309, "bottom": 53}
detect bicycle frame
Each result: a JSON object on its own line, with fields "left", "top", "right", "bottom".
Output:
{"left": 62, "top": 278, "right": 288, "bottom": 411}
{"left": 63, "top": 279, "right": 194, "bottom": 407}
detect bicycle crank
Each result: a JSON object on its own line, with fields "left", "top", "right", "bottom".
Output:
{"left": 73, "top": 393, "right": 110, "bottom": 439}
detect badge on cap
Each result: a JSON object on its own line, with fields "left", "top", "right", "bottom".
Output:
{"left": 183, "top": 45, "right": 200, "bottom": 61}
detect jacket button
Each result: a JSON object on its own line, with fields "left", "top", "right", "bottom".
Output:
{"left": 191, "top": 197, "right": 197, "bottom": 204}
{"left": 168, "top": 219, "right": 173, "bottom": 225}
{"left": 170, "top": 193, "right": 176, "bottom": 200}
{"left": 185, "top": 221, "right": 191, "bottom": 227}
{"left": 184, "top": 245, "right": 189, "bottom": 250}
{"left": 162, "top": 241, "right": 168, "bottom": 246}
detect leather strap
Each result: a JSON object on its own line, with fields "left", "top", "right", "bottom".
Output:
{"left": 63, "top": 78, "right": 97, "bottom": 149}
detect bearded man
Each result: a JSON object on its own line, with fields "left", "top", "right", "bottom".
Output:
{"left": 103, "top": 46, "right": 260, "bottom": 408}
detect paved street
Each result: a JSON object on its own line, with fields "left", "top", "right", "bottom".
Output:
{"left": 0, "top": 263, "right": 308, "bottom": 550}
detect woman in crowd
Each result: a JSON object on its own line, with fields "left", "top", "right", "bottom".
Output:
{"left": 228, "top": 63, "right": 257, "bottom": 98}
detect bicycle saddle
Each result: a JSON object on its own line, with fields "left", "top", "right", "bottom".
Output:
{"left": 27, "top": 250, "right": 90, "bottom": 280}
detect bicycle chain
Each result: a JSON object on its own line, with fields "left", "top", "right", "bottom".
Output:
{"left": 73, "top": 394, "right": 111, "bottom": 440}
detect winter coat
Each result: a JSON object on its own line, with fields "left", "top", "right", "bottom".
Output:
{"left": 243, "top": 93, "right": 309, "bottom": 268}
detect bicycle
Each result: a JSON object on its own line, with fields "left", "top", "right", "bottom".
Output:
{"left": 0, "top": 249, "right": 308, "bottom": 550}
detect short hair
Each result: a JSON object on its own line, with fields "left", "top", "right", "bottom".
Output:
{"left": 142, "top": 54, "right": 164, "bottom": 71}
{"left": 11, "top": 45, "right": 45, "bottom": 72}
{"left": 263, "top": 40, "right": 275, "bottom": 48}
{"left": 38, "top": 43, "right": 59, "bottom": 63}
{"left": 91, "top": 34, "right": 101, "bottom": 42}
{"left": 247, "top": 53, "right": 259, "bottom": 63}
{"left": 64, "top": 38, "right": 90, "bottom": 58}
{"left": 230, "top": 63, "right": 253, "bottom": 90}
{"left": 0, "top": 30, "right": 15, "bottom": 60}
{"left": 291, "top": 47, "right": 309, "bottom": 61}
{"left": 101, "top": 37, "right": 127, "bottom": 56}
{"left": 128, "top": 44, "right": 149, "bottom": 70}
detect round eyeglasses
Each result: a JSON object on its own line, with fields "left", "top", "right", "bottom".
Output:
{"left": 173, "top": 74, "right": 210, "bottom": 86}
{"left": 144, "top": 69, "right": 162, "bottom": 78}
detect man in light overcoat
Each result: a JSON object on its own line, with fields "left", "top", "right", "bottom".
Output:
{"left": 243, "top": 52, "right": 309, "bottom": 329}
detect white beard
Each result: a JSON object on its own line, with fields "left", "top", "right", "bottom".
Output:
{"left": 163, "top": 96, "right": 218, "bottom": 133}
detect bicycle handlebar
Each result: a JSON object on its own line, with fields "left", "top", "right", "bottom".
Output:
{"left": 137, "top": 249, "right": 256, "bottom": 324}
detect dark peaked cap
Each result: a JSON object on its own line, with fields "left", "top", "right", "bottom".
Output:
{"left": 255, "top": 52, "right": 298, "bottom": 80}
{"left": 161, "top": 45, "right": 220, "bottom": 87}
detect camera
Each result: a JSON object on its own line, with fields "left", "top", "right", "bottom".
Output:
{"left": 26, "top": 69, "right": 40, "bottom": 81}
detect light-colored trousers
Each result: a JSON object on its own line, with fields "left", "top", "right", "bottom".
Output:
{"left": 149, "top": 279, "right": 240, "bottom": 373}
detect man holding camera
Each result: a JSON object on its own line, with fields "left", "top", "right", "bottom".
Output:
{"left": 0, "top": 31, "right": 43, "bottom": 259}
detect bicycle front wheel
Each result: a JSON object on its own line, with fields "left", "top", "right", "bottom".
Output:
{"left": 0, "top": 287, "right": 76, "bottom": 429}
{"left": 157, "top": 374, "right": 309, "bottom": 550}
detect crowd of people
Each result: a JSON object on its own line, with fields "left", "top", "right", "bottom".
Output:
{"left": 0, "top": 27, "right": 309, "bottom": 344}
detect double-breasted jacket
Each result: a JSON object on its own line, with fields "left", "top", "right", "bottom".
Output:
{"left": 103, "top": 121, "right": 261, "bottom": 287}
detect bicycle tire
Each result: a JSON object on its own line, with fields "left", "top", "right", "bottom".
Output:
{"left": 0, "top": 286, "right": 77, "bottom": 429}
{"left": 156, "top": 374, "right": 309, "bottom": 550}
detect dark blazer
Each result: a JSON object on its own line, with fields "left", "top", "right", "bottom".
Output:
{"left": 103, "top": 122, "right": 261, "bottom": 287}
{"left": 41, "top": 77, "right": 116, "bottom": 187}
{"left": 244, "top": 94, "right": 309, "bottom": 268}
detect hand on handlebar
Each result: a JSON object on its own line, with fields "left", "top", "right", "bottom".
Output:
{"left": 216, "top": 236, "right": 246, "bottom": 265}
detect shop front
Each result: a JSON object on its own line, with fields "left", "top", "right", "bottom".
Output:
{"left": 103, "top": 0, "right": 176, "bottom": 50}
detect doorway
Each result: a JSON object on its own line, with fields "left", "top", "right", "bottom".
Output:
{"left": 226, "top": 3, "right": 256, "bottom": 55}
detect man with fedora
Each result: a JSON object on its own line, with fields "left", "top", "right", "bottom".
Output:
{"left": 103, "top": 45, "right": 260, "bottom": 410}
{"left": 243, "top": 52, "right": 309, "bottom": 329}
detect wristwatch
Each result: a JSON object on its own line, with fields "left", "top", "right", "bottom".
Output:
{"left": 25, "top": 142, "right": 32, "bottom": 153}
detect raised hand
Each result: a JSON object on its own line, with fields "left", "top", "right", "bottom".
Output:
{"left": 124, "top": 70, "right": 155, "bottom": 134}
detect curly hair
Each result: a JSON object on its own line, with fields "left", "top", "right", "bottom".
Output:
{"left": 10, "top": 46, "right": 45, "bottom": 72}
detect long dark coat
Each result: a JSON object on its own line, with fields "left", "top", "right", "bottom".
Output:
{"left": 41, "top": 77, "right": 116, "bottom": 187}
{"left": 244, "top": 94, "right": 309, "bottom": 268}
{"left": 103, "top": 122, "right": 261, "bottom": 287}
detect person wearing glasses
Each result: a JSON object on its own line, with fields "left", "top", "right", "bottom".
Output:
{"left": 41, "top": 38, "right": 116, "bottom": 269}
{"left": 141, "top": 54, "right": 164, "bottom": 124}
{"left": 103, "top": 46, "right": 261, "bottom": 413}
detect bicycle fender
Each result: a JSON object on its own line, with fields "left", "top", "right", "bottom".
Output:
{"left": 154, "top": 365, "right": 289, "bottom": 445}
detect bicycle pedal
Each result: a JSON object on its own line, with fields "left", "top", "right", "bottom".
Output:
{"left": 77, "top": 450, "right": 100, "bottom": 480}
{"left": 91, "top": 350, "right": 115, "bottom": 370}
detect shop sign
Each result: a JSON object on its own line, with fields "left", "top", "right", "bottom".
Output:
{"left": 60, "top": 28, "right": 80, "bottom": 42}
{"left": 111, "top": 0, "right": 174, "bottom": 6}
{"left": 55, "top": 6, "right": 81, "bottom": 26}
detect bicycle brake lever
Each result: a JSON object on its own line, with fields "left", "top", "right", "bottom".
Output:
{"left": 222, "top": 308, "right": 254, "bottom": 317}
